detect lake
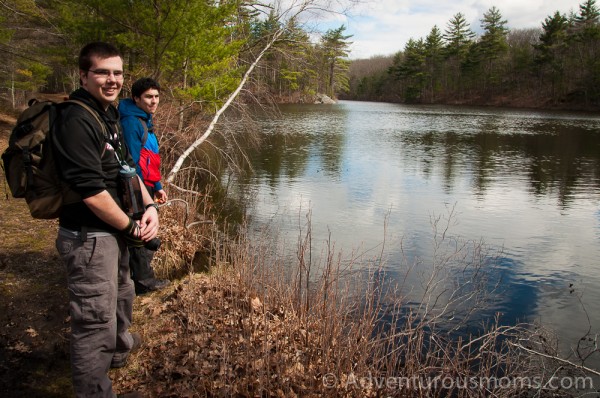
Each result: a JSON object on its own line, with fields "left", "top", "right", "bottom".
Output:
{"left": 228, "top": 100, "right": 600, "bottom": 369}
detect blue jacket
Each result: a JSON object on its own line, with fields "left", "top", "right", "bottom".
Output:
{"left": 118, "top": 98, "right": 163, "bottom": 191}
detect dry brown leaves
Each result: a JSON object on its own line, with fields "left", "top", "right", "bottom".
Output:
{"left": 113, "top": 272, "right": 332, "bottom": 397}
{"left": 1, "top": 119, "right": 72, "bottom": 396}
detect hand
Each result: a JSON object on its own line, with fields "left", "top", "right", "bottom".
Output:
{"left": 122, "top": 217, "right": 141, "bottom": 238}
{"left": 139, "top": 205, "right": 159, "bottom": 241}
{"left": 155, "top": 189, "right": 168, "bottom": 204}
{"left": 121, "top": 217, "right": 144, "bottom": 247}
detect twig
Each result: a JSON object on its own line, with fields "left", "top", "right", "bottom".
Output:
{"left": 165, "top": 181, "right": 205, "bottom": 196}
{"left": 508, "top": 342, "right": 600, "bottom": 376}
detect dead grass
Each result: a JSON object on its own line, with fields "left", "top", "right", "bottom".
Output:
{"left": 110, "top": 208, "right": 597, "bottom": 398}
{"left": 113, "top": 271, "right": 321, "bottom": 397}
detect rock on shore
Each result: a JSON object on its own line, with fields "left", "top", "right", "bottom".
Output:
{"left": 314, "top": 93, "right": 336, "bottom": 104}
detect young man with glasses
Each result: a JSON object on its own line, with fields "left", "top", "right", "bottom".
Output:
{"left": 52, "top": 41, "right": 156, "bottom": 398}
{"left": 119, "top": 77, "right": 170, "bottom": 295}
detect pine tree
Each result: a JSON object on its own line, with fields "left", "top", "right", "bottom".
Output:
{"left": 443, "top": 13, "right": 475, "bottom": 59}
{"left": 391, "top": 38, "right": 426, "bottom": 102}
{"left": 51, "top": 0, "right": 246, "bottom": 111}
{"left": 535, "top": 11, "right": 569, "bottom": 65}
{"left": 424, "top": 26, "right": 444, "bottom": 101}
{"left": 319, "top": 26, "right": 352, "bottom": 98}
{"left": 575, "top": 0, "right": 600, "bottom": 26}
{"left": 473, "top": 7, "right": 509, "bottom": 91}
{"left": 533, "top": 10, "right": 570, "bottom": 101}
{"left": 478, "top": 6, "right": 509, "bottom": 60}
{"left": 442, "top": 13, "right": 475, "bottom": 98}
{"left": 570, "top": 0, "right": 600, "bottom": 102}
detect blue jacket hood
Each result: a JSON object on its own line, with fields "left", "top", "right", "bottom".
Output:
{"left": 118, "top": 98, "right": 149, "bottom": 121}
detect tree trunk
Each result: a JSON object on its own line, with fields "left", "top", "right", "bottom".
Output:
{"left": 166, "top": 29, "right": 285, "bottom": 184}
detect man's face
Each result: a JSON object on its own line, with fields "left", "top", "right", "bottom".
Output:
{"left": 134, "top": 88, "right": 160, "bottom": 115}
{"left": 79, "top": 55, "right": 123, "bottom": 109}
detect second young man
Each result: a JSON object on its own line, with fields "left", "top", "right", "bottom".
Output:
{"left": 119, "top": 77, "right": 170, "bottom": 295}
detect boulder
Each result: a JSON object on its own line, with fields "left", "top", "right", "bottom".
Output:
{"left": 314, "top": 93, "right": 336, "bottom": 104}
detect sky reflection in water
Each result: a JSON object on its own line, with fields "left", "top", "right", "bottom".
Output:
{"left": 232, "top": 100, "right": 600, "bottom": 367}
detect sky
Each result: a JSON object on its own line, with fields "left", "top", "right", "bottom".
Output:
{"left": 314, "top": 0, "right": 588, "bottom": 59}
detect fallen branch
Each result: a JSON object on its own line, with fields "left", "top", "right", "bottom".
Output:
{"left": 508, "top": 341, "right": 600, "bottom": 377}
{"left": 159, "top": 198, "right": 213, "bottom": 228}
{"left": 166, "top": 182, "right": 206, "bottom": 196}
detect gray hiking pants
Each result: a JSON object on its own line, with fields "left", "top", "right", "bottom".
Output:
{"left": 130, "top": 184, "right": 157, "bottom": 286}
{"left": 56, "top": 229, "right": 136, "bottom": 398}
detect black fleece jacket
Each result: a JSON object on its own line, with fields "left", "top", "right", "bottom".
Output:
{"left": 53, "top": 88, "right": 135, "bottom": 232}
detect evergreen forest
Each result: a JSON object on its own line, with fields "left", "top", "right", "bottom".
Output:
{"left": 344, "top": 0, "right": 600, "bottom": 110}
{"left": 0, "top": 0, "right": 353, "bottom": 111}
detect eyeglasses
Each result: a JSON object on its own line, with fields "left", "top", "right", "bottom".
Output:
{"left": 87, "top": 69, "right": 124, "bottom": 79}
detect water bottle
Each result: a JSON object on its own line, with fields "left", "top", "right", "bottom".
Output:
{"left": 119, "top": 165, "right": 145, "bottom": 220}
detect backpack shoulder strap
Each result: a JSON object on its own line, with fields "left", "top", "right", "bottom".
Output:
{"left": 64, "top": 99, "right": 109, "bottom": 157}
{"left": 137, "top": 117, "right": 149, "bottom": 147}
{"left": 65, "top": 99, "right": 107, "bottom": 134}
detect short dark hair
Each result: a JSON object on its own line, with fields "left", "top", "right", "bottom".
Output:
{"left": 78, "top": 42, "right": 122, "bottom": 71}
{"left": 131, "top": 77, "right": 161, "bottom": 99}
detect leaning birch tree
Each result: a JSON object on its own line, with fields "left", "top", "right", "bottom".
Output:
{"left": 164, "top": 0, "right": 360, "bottom": 187}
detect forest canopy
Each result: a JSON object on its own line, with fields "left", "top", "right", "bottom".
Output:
{"left": 0, "top": 0, "right": 353, "bottom": 110}
{"left": 344, "top": 0, "right": 600, "bottom": 109}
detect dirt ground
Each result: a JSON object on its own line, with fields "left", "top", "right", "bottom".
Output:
{"left": 0, "top": 114, "right": 74, "bottom": 397}
{"left": 0, "top": 112, "right": 172, "bottom": 397}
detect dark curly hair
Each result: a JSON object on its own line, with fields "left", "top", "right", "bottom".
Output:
{"left": 131, "top": 77, "right": 161, "bottom": 99}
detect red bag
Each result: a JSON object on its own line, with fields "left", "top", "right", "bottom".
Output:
{"left": 139, "top": 147, "right": 161, "bottom": 185}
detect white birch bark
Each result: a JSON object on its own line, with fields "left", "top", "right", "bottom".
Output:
{"left": 165, "top": 28, "right": 285, "bottom": 184}
{"left": 165, "top": 0, "right": 360, "bottom": 184}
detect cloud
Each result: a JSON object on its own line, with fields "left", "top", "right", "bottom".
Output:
{"left": 343, "top": 0, "right": 584, "bottom": 59}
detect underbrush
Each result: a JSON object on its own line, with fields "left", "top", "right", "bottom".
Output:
{"left": 117, "top": 204, "right": 598, "bottom": 397}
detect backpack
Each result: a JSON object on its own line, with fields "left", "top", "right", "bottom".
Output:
{"left": 137, "top": 118, "right": 162, "bottom": 186}
{"left": 1, "top": 99, "right": 105, "bottom": 219}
